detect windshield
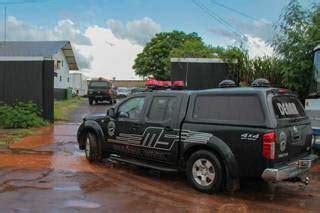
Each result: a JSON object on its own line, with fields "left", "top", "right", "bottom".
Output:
{"left": 89, "top": 81, "right": 110, "bottom": 88}
{"left": 118, "top": 88, "right": 128, "bottom": 92}
{"left": 272, "top": 96, "right": 306, "bottom": 119}
{"left": 315, "top": 49, "right": 320, "bottom": 82}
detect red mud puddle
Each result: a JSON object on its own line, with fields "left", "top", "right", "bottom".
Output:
{"left": 0, "top": 153, "right": 51, "bottom": 169}
{"left": 0, "top": 123, "right": 106, "bottom": 173}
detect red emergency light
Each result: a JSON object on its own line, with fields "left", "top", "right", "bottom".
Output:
{"left": 172, "top": 81, "right": 184, "bottom": 89}
{"left": 145, "top": 80, "right": 185, "bottom": 90}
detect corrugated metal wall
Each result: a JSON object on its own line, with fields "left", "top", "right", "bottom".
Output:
{"left": 0, "top": 60, "right": 54, "bottom": 122}
{"left": 171, "top": 62, "right": 238, "bottom": 90}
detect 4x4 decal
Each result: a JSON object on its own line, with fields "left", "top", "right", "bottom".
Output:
{"left": 107, "top": 126, "right": 213, "bottom": 151}
{"left": 241, "top": 133, "right": 260, "bottom": 141}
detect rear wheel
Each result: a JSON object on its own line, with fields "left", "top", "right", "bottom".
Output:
{"left": 186, "top": 150, "right": 223, "bottom": 193}
{"left": 85, "top": 132, "right": 102, "bottom": 163}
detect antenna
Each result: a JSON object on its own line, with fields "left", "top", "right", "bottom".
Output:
{"left": 3, "top": 5, "right": 6, "bottom": 42}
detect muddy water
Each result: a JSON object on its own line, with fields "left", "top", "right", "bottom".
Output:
{"left": 0, "top": 103, "right": 320, "bottom": 212}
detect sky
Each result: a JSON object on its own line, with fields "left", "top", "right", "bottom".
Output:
{"left": 0, "top": 0, "right": 316, "bottom": 80}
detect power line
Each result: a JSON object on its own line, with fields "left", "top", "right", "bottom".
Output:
{"left": 192, "top": 0, "right": 247, "bottom": 43}
{"left": 192, "top": 0, "right": 268, "bottom": 53}
{"left": 208, "top": 0, "right": 261, "bottom": 22}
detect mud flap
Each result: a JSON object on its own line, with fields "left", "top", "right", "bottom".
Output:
{"left": 224, "top": 165, "right": 240, "bottom": 192}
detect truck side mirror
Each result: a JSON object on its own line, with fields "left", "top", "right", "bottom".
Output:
{"left": 118, "top": 111, "right": 129, "bottom": 118}
{"left": 106, "top": 108, "right": 115, "bottom": 118}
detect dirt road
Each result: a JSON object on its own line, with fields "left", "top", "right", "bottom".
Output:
{"left": 0, "top": 101, "right": 320, "bottom": 212}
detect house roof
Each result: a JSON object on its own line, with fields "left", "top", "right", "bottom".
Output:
{"left": 0, "top": 41, "right": 78, "bottom": 70}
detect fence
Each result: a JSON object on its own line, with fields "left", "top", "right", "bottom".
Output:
{"left": 0, "top": 60, "right": 54, "bottom": 122}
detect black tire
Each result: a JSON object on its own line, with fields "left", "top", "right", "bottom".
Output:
{"left": 186, "top": 150, "right": 224, "bottom": 193}
{"left": 84, "top": 132, "right": 102, "bottom": 163}
{"left": 89, "top": 99, "right": 93, "bottom": 105}
{"left": 95, "top": 100, "right": 98, "bottom": 105}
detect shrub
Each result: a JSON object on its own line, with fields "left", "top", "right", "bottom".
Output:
{"left": 0, "top": 102, "right": 47, "bottom": 129}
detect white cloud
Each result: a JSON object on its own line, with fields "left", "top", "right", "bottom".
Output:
{"left": 1, "top": 16, "right": 92, "bottom": 69}
{"left": 245, "top": 35, "right": 274, "bottom": 58}
{"left": 5, "top": 16, "right": 91, "bottom": 45}
{"left": 208, "top": 18, "right": 275, "bottom": 58}
{"left": 107, "top": 17, "right": 161, "bottom": 45}
{"left": 77, "top": 26, "right": 143, "bottom": 80}
{"left": 52, "top": 19, "right": 91, "bottom": 45}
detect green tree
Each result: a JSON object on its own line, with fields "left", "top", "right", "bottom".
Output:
{"left": 273, "top": 0, "right": 320, "bottom": 98}
{"left": 251, "top": 56, "right": 283, "bottom": 87}
{"left": 133, "top": 31, "right": 202, "bottom": 80}
{"left": 217, "top": 46, "right": 251, "bottom": 85}
{"left": 170, "top": 39, "right": 213, "bottom": 58}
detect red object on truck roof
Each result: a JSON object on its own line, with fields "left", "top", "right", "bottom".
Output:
{"left": 145, "top": 80, "right": 184, "bottom": 90}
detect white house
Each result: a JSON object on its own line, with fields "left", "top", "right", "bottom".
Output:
{"left": 53, "top": 48, "right": 73, "bottom": 89}
{"left": 70, "top": 71, "right": 88, "bottom": 96}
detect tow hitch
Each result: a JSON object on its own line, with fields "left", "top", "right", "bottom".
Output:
{"left": 288, "top": 176, "right": 310, "bottom": 185}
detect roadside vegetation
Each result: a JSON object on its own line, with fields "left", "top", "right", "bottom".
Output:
{"left": 133, "top": 0, "right": 320, "bottom": 99}
{"left": 0, "top": 102, "right": 47, "bottom": 129}
{"left": 0, "top": 102, "right": 47, "bottom": 147}
{"left": 54, "top": 97, "right": 85, "bottom": 121}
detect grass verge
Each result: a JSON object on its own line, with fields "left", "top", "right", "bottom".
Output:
{"left": 0, "top": 129, "right": 37, "bottom": 147}
{"left": 54, "top": 97, "right": 85, "bottom": 121}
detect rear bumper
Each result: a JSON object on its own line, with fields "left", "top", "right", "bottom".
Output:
{"left": 88, "top": 95, "right": 112, "bottom": 100}
{"left": 261, "top": 154, "right": 318, "bottom": 182}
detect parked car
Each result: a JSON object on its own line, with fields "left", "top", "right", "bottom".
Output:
{"left": 117, "top": 87, "right": 131, "bottom": 98}
{"left": 87, "top": 78, "right": 116, "bottom": 105}
{"left": 77, "top": 84, "right": 317, "bottom": 193}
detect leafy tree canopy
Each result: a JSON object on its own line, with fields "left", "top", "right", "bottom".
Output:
{"left": 170, "top": 38, "right": 213, "bottom": 58}
{"left": 273, "top": 0, "right": 320, "bottom": 98}
{"left": 133, "top": 31, "right": 205, "bottom": 80}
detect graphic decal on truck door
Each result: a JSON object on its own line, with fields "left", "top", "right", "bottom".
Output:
{"left": 108, "top": 127, "right": 179, "bottom": 151}
{"left": 107, "top": 124, "right": 213, "bottom": 151}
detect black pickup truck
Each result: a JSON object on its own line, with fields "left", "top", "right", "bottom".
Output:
{"left": 77, "top": 86, "right": 318, "bottom": 193}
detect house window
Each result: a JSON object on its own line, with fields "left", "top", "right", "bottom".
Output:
{"left": 67, "top": 77, "right": 69, "bottom": 83}
{"left": 59, "top": 76, "right": 62, "bottom": 82}
{"left": 55, "top": 60, "right": 62, "bottom": 70}
{"left": 61, "top": 60, "right": 64, "bottom": 68}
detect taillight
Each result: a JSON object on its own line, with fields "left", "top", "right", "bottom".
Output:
{"left": 262, "top": 132, "right": 276, "bottom": 160}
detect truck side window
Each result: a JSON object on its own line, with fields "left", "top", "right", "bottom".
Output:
{"left": 118, "top": 97, "right": 145, "bottom": 120}
{"left": 193, "top": 95, "right": 264, "bottom": 123}
{"left": 148, "top": 96, "right": 177, "bottom": 122}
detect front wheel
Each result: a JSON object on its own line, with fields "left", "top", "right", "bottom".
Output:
{"left": 85, "top": 132, "right": 102, "bottom": 163}
{"left": 186, "top": 150, "right": 224, "bottom": 193}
